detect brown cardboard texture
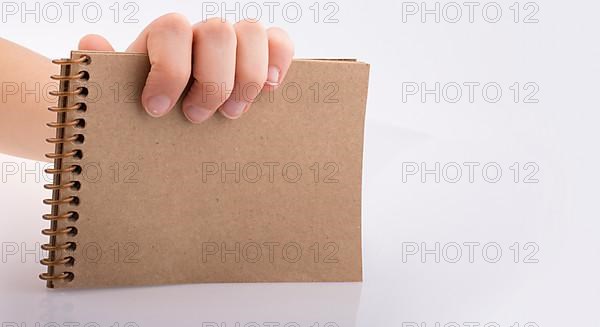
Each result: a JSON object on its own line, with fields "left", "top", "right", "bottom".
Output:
{"left": 43, "top": 51, "right": 370, "bottom": 288}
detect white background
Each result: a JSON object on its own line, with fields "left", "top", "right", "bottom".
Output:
{"left": 1, "top": 0, "right": 599, "bottom": 326}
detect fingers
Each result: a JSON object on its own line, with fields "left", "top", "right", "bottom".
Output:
{"left": 182, "top": 19, "right": 237, "bottom": 124}
{"left": 78, "top": 34, "right": 114, "bottom": 51}
{"left": 219, "top": 20, "right": 269, "bottom": 120}
{"left": 127, "top": 13, "right": 193, "bottom": 117}
{"left": 116, "top": 13, "right": 293, "bottom": 122}
{"left": 265, "top": 27, "right": 294, "bottom": 90}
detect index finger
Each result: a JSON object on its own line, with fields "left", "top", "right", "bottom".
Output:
{"left": 127, "top": 13, "right": 193, "bottom": 117}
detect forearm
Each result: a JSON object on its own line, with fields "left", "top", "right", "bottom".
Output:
{"left": 0, "top": 38, "right": 55, "bottom": 161}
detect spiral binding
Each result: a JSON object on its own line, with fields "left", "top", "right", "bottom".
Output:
{"left": 40, "top": 54, "right": 90, "bottom": 287}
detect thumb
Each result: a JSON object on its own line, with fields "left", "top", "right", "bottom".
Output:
{"left": 78, "top": 34, "right": 114, "bottom": 51}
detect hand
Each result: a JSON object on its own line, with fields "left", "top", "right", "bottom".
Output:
{"left": 78, "top": 13, "right": 294, "bottom": 123}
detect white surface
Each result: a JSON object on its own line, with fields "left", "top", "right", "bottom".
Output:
{"left": 1, "top": 0, "right": 599, "bottom": 326}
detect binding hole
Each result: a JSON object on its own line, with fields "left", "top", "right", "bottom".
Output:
{"left": 73, "top": 149, "right": 83, "bottom": 159}
{"left": 79, "top": 71, "right": 90, "bottom": 81}
{"left": 75, "top": 119, "right": 86, "bottom": 129}
{"left": 68, "top": 227, "right": 78, "bottom": 236}
{"left": 78, "top": 87, "right": 89, "bottom": 97}
{"left": 63, "top": 272, "right": 75, "bottom": 282}
{"left": 73, "top": 134, "right": 85, "bottom": 144}
{"left": 81, "top": 55, "right": 91, "bottom": 65}
{"left": 68, "top": 211, "right": 79, "bottom": 221}
{"left": 66, "top": 242, "right": 77, "bottom": 251}
{"left": 70, "top": 181, "right": 81, "bottom": 191}
{"left": 64, "top": 256, "right": 75, "bottom": 266}
{"left": 70, "top": 165, "right": 82, "bottom": 175}
{"left": 77, "top": 103, "right": 87, "bottom": 112}
{"left": 70, "top": 196, "right": 80, "bottom": 206}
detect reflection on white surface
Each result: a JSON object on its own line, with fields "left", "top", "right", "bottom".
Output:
{"left": 31, "top": 283, "right": 361, "bottom": 326}
{"left": 4, "top": 256, "right": 361, "bottom": 326}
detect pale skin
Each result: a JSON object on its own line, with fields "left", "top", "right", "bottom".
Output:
{"left": 0, "top": 13, "right": 294, "bottom": 161}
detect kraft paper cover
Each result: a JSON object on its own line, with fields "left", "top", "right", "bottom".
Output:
{"left": 45, "top": 51, "right": 369, "bottom": 288}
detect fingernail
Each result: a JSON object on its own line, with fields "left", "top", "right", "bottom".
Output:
{"left": 184, "top": 106, "right": 213, "bottom": 123}
{"left": 221, "top": 99, "right": 248, "bottom": 119}
{"left": 266, "top": 66, "right": 280, "bottom": 86}
{"left": 145, "top": 95, "right": 171, "bottom": 117}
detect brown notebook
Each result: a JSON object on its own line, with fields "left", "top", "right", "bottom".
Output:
{"left": 40, "top": 50, "right": 370, "bottom": 288}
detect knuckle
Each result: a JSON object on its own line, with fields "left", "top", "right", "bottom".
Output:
{"left": 194, "top": 18, "right": 236, "bottom": 42}
{"left": 268, "top": 27, "right": 295, "bottom": 54}
{"left": 267, "top": 26, "right": 289, "bottom": 38}
{"left": 235, "top": 19, "right": 266, "bottom": 37}
{"left": 154, "top": 13, "right": 191, "bottom": 35}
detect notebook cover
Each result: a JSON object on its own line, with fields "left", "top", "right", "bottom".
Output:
{"left": 42, "top": 50, "right": 370, "bottom": 288}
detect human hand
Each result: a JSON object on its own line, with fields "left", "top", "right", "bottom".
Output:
{"left": 79, "top": 13, "right": 294, "bottom": 123}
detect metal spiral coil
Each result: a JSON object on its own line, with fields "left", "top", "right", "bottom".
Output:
{"left": 40, "top": 55, "right": 90, "bottom": 286}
